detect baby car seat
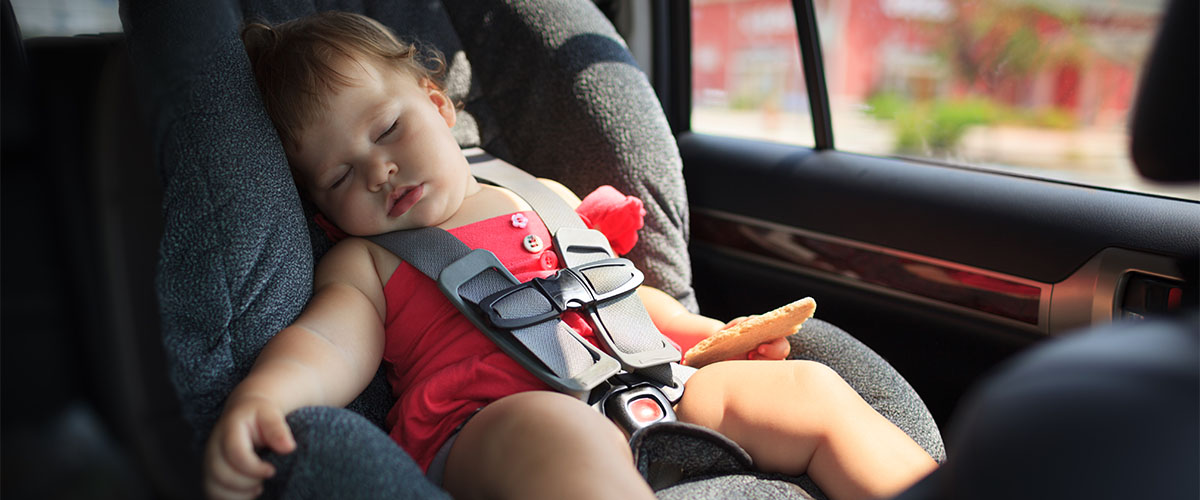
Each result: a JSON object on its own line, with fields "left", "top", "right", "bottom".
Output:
{"left": 119, "top": 0, "right": 944, "bottom": 497}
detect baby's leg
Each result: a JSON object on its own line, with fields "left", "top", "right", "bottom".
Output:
{"left": 443, "top": 390, "right": 655, "bottom": 500}
{"left": 676, "top": 360, "right": 937, "bottom": 500}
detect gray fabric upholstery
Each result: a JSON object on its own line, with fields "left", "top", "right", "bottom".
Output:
{"left": 660, "top": 474, "right": 818, "bottom": 500}
{"left": 122, "top": 0, "right": 942, "bottom": 497}
{"left": 789, "top": 319, "right": 945, "bottom": 462}
{"left": 122, "top": 0, "right": 318, "bottom": 440}
{"left": 264, "top": 406, "right": 449, "bottom": 499}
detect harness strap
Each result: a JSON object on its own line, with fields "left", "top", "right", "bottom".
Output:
{"left": 465, "top": 150, "right": 681, "bottom": 376}
{"left": 369, "top": 228, "right": 619, "bottom": 397}
{"left": 467, "top": 151, "right": 588, "bottom": 233}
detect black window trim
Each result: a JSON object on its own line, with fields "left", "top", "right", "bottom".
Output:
{"left": 657, "top": 0, "right": 832, "bottom": 147}
{"left": 790, "top": 0, "right": 833, "bottom": 150}
{"left": 652, "top": 0, "right": 690, "bottom": 136}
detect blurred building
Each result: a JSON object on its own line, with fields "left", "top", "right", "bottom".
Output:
{"left": 692, "top": 0, "right": 1162, "bottom": 127}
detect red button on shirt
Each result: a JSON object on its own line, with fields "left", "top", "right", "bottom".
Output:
{"left": 540, "top": 251, "right": 557, "bottom": 269}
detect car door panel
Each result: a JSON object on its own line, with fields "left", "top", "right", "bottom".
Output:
{"left": 682, "top": 133, "right": 1197, "bottom": 285}
{"left": 679, "top": 131, "right": 1198, "bottom": 425}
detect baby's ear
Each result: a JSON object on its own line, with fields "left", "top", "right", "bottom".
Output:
{"left": 422, "top": 78, "right": 456, "bottom": 128}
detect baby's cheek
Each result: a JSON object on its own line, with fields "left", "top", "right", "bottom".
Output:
{"left": 322, "top": 198, "right": 372, "bottom": 238}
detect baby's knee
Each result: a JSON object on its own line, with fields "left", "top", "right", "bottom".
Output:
{"left": 678, "top": 360, "right": 856, "bottom": 425}
{"left": 782, "top": 359, "right": 848, "bottom": 390}
{"left": 674, "top": 360, "right": 756, "bottom": 426}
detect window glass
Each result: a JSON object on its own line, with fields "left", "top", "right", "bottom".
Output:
{"left": 815, "top": 0, "right": 1194, "bottom": 200}
{"left": 10, "top": 0, "right": 121, "bottom": 38}
{"left": 691, "top": 0, "right": 814, "bottom": 147}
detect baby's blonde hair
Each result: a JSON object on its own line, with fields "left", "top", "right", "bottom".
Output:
{"left": 242, "top": 11, "right": 446, "bottom": 150}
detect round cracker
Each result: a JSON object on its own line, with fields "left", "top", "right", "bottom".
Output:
{"left": 683, "top": 297, "right": 817, "bottom": 368}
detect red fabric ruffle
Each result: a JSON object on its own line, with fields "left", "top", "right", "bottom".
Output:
{"left": 575, "top": 185, "right": 645, "bottom": 255}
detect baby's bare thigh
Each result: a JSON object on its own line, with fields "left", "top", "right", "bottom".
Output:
{"left": 442, "top": 391, "right": 634, "bottom": 498}
{"left": 676, "top": 360, "right": 852, "bottom": 431}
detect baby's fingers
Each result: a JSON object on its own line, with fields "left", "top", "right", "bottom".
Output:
{"left": 258, "top": 407, "right": 297, "bottom": 455}
{"left": 222, "top": 420, "right": 278, "bottom": 480}
{"left": 748, "top": 337, "right": 791, "bottom": 360}
{"left": 205, "top": 467, "right": 263, "bottom": 500}
{"left": 722, "top": 316, "right": 751, "bottom": 330}
{"left": 206, "top": 446, "right": 265, "bottom": 500}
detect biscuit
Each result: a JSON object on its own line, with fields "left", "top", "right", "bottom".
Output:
{"left": 683, "top": 297, "right": 816, "bottom": 368}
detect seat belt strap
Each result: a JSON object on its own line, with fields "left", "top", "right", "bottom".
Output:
{"left": 466, "top": 149, "right": 588, "bottom": 234}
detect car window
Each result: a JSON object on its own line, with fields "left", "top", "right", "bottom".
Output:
{"left": 691, "top": 0, "right": 815, "bottom": 147}
{"left": 10, "top": 0, "right": 121, "bottom": 37}
{"left": 691, "top": 0, "right": 1196, "bottom": 201}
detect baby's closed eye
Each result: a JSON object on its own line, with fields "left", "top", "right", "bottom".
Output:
{"left": 376, "top": 120, "right": 398, "bottom": 142}
{"left": 330, "top": 166, "right": 353, "bottom": 189}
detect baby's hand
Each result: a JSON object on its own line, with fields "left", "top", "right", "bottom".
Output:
{"left": 722, "top": 316, "right": 791, "bottom": 361}
{"left": 204, "top": 395, "right": 296, "bottom": 500}
{"left": 748, "top": 336, "right": 791, "bottom": 360}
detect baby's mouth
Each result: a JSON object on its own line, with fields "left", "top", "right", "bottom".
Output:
{"left": 387, "top": 184, "right": 424, "bottom": 218}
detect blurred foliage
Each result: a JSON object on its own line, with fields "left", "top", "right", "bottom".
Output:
{"left": 863, "top": 0, "right": 1096, "bottom": 155}
{"left": 865, "top": 92, "right": 1077, "bottom": 154}
{"left": 866, "top": 93, "right": 994, "bottom": 154}
{"left": 730, "top": 91, "right": 762, "bottom": 111}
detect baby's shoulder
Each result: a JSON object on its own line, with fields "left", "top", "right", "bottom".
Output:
{"left": 315, "top": 237, "right": 400, "bottom": 290}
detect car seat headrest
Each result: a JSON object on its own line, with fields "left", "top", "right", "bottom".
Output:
{"left": 1129, "top": 0, "right": 1198, "bottom": 182}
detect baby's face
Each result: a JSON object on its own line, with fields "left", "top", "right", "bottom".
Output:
{"left": 287, "top": 56, "right": 475, "bottom": 236}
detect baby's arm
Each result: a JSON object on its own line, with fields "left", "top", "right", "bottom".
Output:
{"left": 204, "top": 239, "right": 387, "bottom": 500}
{"left": 637, "top": 286, "right": 723, "bottom": 353}
{"left": 637, "top": 287, "right": 790, "bottom": 361}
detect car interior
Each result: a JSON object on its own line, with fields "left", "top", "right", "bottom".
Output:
{"left": 1, "top": 0, "right": 1195, "bottom": 499}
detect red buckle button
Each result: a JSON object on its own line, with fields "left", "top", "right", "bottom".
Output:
{"left": 628, "top": 397, "right": 664, "bottom": 424}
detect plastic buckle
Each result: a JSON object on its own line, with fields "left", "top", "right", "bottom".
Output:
{"left": 599, "top": 383, "right": 677, "bottom": 435}
{"left": 478, "top": 258, "right": 644, "bottom": 330}
{"left": 438, "top": 249, "right": 620, "bottom": 397}
{"left": 553, "top": 226, "right": 616, "bottom": 268}
{"left": 438, "top": 249, "right": 521, "bottom": 317}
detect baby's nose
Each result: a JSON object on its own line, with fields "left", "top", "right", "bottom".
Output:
{"left": 370, "top": 160, "right": 397, "bottom": 189}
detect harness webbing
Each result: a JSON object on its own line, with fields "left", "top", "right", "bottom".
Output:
{"left": 468, "top": 153, "right": 588, "bottom": 234}
{"left": 369, "top": 227, "right": 613, "bottom": 396}
{"left": 468, "top": 153, "right": 680, "bottom": 373}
